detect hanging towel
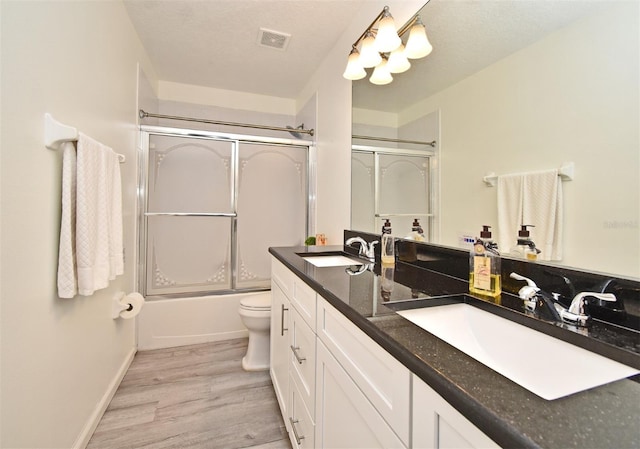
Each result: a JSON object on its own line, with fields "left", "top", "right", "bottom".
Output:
{"left": 523, "top": 169, "right": 563, "bottom": 260}
{"left": 497, "top": 169, "right": 563, "bottom": 261}
{"left": 497, "top": 174, "right": 524, "bottom": 256}
{"left": 57, "top": 142, "right": 78, "bottom": 298}
{"left": 75, "top": 133, "right": 124, "bottom": 296}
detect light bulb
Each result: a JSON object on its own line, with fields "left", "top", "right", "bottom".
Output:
{"left": 374, "top": 8, "right": 401, "bottom": 53}
{"left": 359, "top": 31, "right": 382, "bottom": 68}
{"left": 404, "top": 16, "right": 433, "bottom": 59}
{"left": 343, "top": 48, "right": 366, "bottom": 80}
{"left": 386, "top": 44, "right": 411, "bottom": 74}
{"left": 370, "top": 59, "right": 393, "bottom": 85}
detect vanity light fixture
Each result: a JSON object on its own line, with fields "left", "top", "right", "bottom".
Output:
{"left": 370, "top": 57, "right": 393, "bottom": 85}
{"left": 404, "top": 16, "right": 433, "bottom": 59}
{"left": 359, "top": 30, "right": 382, "bottom": 68}
{"left": 342, "top": 6, "right": 432, "bottom": 85}
{"left": 343, "top": 47, "right": 367, "bottom": 80}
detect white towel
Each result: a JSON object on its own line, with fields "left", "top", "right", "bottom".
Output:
{"left": 497, "top": 169, "right": 563, "bottom": 261}
{"left": 75, "top": 133, "right": 124, "bottom": 296}
{"left": 523, "top": 169, "right": 563, "bottom": 260}
{"left": 497, "top": 174, "right": 523, "bottom": 255}
{"left": 57, "top": 142, "right": 78, "bottom": 298}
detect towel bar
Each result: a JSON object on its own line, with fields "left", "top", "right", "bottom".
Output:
{"left": 483, "top": 162, "right": 574, "bottom": 187}
{"left": 44, "top": 113, "right": 125, "bottom": 163}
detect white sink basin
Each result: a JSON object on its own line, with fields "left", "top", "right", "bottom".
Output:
{"left": 397, "top": 303, "right": 639, "bottom": 400}
{"left": 301, "top": 254, "right": 366, "bottom": 267}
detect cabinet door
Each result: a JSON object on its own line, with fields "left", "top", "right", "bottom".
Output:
{"left": 412, "top": 375, "right": 500, "bottom": 449}
{"left": 317, "top": 298, "right": 410, "bottom": 445}
{"left": 270, "top": 280, "right": 290, "bottom": 420}
{"left": 315, "top": 340, "right": 406, "bottom": 449}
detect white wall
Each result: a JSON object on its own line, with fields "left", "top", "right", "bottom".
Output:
{"left": 0, "top": 2, "right": 156, "bottom": 447}
{"left": 402, "top": 4, "right": 639, "bottom": 278}
{"left": 297, "top": 0, "right": 425, "bottom": 245}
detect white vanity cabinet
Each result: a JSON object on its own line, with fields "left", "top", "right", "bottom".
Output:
{"left": 412, "top": 375, "right": 500, "bottom": 449}
{"left": 271, "top": 256, "right": 497, "bottom": 449}
{"left": 270, "top": 277, "right": 290, "bottom": 420}
{"left": 271, "top": 257, "right": 318, "bottom": 449}
{"left": 315, "top": 339, "right": 405, "bottom": 449}
{"left": 316, "top": 297, "right": 411, "bottom": 447}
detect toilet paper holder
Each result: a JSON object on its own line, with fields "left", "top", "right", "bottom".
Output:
{"left": 112, "top": 291, "right": 144, "bottom": 319}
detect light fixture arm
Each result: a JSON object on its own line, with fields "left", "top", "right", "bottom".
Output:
{"left": 350, "top": 6, "right": 388, "bottom": 49}
{"left": 350, "top": 8, "right": 421, "bottom": 50}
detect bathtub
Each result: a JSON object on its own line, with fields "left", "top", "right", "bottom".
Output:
{"left": 137, "top": 291, "right": 270, "bottom": 350}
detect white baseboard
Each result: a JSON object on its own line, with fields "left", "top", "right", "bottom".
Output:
{"left": 73, "top": 347, "right": 137, "bottom": 449}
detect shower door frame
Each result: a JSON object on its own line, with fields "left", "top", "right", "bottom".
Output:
{"left": 137, "top": 125, "right": 316, "bottom": 299}
{"left": 351, "top": 144, "right": 437, "bottom": 241}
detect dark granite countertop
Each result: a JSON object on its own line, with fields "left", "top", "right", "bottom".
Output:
{"left": 270, "top": 245, "right": 640, "bottom": 449}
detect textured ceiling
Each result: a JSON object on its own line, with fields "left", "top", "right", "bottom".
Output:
{"left": 124, "top": 0, "right": 368, "bottom": 98}
{"left": 354, "top": 0, "right": 614, "bottom": 113}
{"left": 125, "top": 0, "right": 616, "bottom": 110}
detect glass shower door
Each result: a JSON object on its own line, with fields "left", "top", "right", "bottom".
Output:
{"left": 378, "top": 153, "right": 431, "bottom": 235}
{"left": 351, "top": 147, "right": 432, "bottom": 238}
{"left": 140, "top": 129, "right": 310, "bottom": 297}
{"left": 236, "top": 142, "right": 308, "bottom": 289}
{"left": 145, "top": 134, "right": 235, "bottom": 295}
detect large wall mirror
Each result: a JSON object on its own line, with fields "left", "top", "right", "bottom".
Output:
{"left": 352, "top": 0, "right": 639, "bottom": 279}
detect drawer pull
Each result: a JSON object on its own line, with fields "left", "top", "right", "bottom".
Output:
{"left": 289, "top": 417, "right": 305, "bottom": 445}
{"left": 281, "top": 304, "right": 289, "bottom": 336}
{"left": 290, "top": 345, "right": 306, "bottom": 364}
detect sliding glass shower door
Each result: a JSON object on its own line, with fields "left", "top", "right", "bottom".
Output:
{"left": 351, "top": 146, "right": 434, "bottom": 239}
{"left": 140, "top": 129, "right": 309, "bottom": 297}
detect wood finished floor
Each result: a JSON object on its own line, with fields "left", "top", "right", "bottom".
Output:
{"left": 87, "top": 339, "right": 292, "bottom": 449}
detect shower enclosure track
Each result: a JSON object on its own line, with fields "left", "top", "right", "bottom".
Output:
{"left": 139, "top": 109, "right": 315, "bottom": 136}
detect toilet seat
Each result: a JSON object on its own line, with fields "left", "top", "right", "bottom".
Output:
{"left": 240, "top": 295, "right": 271, "bottom": 310}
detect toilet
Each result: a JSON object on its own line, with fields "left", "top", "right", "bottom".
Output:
{"left": 238, "top": 294, "right": 271, "bottom": 371}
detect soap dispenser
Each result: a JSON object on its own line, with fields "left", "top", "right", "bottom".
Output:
{"left": 408, "top": 218, "right": 426, "bottom": 242}
{"left": 512, "top": 225, "right": 541, "bottom": 260}
{"left": 381, "top": 219, "right": 395, "bottom": 265}
{"left": 469, "top": 225, "right": 501, "bottom": 298}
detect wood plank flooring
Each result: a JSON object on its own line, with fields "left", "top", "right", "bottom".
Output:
{"left": 87, "top": 339, "right": 292, "bottom": 449}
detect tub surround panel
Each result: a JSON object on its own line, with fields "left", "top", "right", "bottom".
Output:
{"left": 137, "top": 294, "right": 254, "bottom": 350}
{"left": 269, "top": 240, "right": 640, "bottom": 449}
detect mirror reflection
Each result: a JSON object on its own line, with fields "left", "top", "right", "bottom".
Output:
{"left": 352, "top": 0, "right": 639, "bottom": 278}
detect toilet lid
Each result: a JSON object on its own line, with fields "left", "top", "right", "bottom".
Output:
{"left": 240, "top": 295, "right": 271, "bottom": 310}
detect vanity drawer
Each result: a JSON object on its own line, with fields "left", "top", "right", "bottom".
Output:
{"left": 291, "top": 275, "right": 317, "bottom": 330}
{"left": 317, "top": 297, "right": 411, "bottom": 446}
{"left": 271, "top": 257, "right": 317, "bottom": 330}
{"left": 272, "top": 257, "right": 295, "bottom": 299}
{"left": 290, "top": 306, "right": 316, "bottom": 416}
{"left": 289, "top": 372, "right": 315, "bottom": 449}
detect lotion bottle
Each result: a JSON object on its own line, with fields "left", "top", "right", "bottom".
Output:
{"left": 469, "top": 225, "right": 501, "bottom": 298}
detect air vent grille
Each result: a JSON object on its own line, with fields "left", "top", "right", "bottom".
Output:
{"left": 257, "top": 28, "right": 291, "bottom": 51}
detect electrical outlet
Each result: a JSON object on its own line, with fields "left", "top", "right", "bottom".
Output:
{"left": 458, "top": 233, "right": 475, "bottom": 248}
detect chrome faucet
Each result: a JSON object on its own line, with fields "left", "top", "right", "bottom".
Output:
{"left": 556, "top": 292, "right": 617, "bottom": 327}
{"left": 345, "top": 237, "right": 378, "bottom": 261}
{"left": 510, "top": 272, "right": 618, "bottom": 327}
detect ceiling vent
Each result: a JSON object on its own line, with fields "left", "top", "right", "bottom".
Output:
{"left": 257, "top": 28, "right": 291, "bottom": 51}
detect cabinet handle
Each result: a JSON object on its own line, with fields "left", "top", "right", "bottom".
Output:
{"left": 281, "top": 304, "right": 288, "bottom": 336}
{"left": 290, "top": 345, "right": 306, "bottom": 364}
{"left": 289, "top": 417, "right": 305, "bottom": 445}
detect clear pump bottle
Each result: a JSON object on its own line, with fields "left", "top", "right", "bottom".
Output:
{"left": 469, "top": 225, "right": 502, "bottom": 298}
{"left": 511, "top": 225, "right": 541, "bottom": 260}
{"left": 381, "top": 219, "right": 395, "bottom": 265}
